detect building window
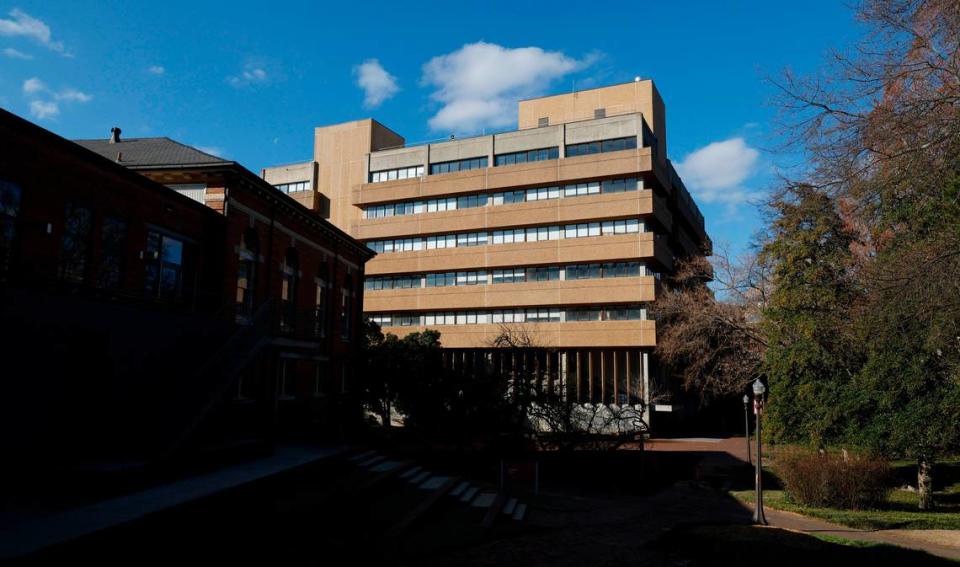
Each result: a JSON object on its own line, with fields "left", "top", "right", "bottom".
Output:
{"left": 562, "top": 182, "right": 601, "bottom": 197}
{"left": 601, "top": 177, "right": 641, "bottom": 193}
{"left": 59, "top": 203, "right": 94, "bottom": 283}
{"left": 369, "top": 166, "right": 424, "bottom": 183}
{"left": 340, "top": 276, "right": 354, "bottom": 340}
{"left": 314, "top": 361, "right": 329, "bottom": 397}
{"left": 527, "top": 266, "right": 560, "bottom": 282}
{"left": 275, "top": 180, "right": 311, "bottom": 193}
{"left": 278, "top": 359, "right": 295, "bottom": 400}
{"left": 0, "top": 180, "right": 22, "bottom": 280}
{"left": 566, "top": 263, "right": 601, "bottom": 280}
{"left": 362, "top": 176, "right": 640, "bottom": 219}
{"left": 565, "top": 136, "right": 637, "bottom": 157}
{"left": 456, "top": 194, "right": 488, "bottom": 209}
{"left": 236, "top": 229, "right": 259, "bottom": 322}
{"left": 367, "top": 305, "right": 648, "bottom": 326}
{"left": 144, "top": 231, "right": 184, "bottom": 299}
{"left": 280, "top": 248, "right": 299, "bottom": 333}
{"left": 315, "top": 264, "right": 329, "bottom": 338}
{"left": 367, "top": 218, "right": 643, "bottom": 255}
{"left": 537, "top": 117, "right": 549, "bottom": 127}
{"left": 494, "top": 147, "right": 559, "bottom": 166}
{"left": 594, "top": 108, "right": 606, "bottom": 119}
{"left": 97, "top": 217, "right": 128, "bottom": 289}
{"left": 429, "top": 157, "right": 488, "bottom": 175}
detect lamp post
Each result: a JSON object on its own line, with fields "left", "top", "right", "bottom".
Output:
{"left": 743, "top": 394, "right": 752, "bottom": 466}
{"left": 752, "top": 378, "right": 767, "bottom": 525}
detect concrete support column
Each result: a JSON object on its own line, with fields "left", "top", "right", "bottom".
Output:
{"left": 625, "top": 350, "right": 632, "bottom": 403}
{"left": 575, "top": 351, "right": 582, "bottom": 403}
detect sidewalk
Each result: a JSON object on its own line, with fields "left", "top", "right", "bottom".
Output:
{"left": 646, "top": 435, "right": 960, "bottom": 562}
{"left": 0, "top": 444, "right": 346, "bottom": 560}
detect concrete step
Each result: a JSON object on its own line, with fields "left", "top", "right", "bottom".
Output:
{"left": 449, "top": 481, "right": 470, "bottom": 498}
{"left": 503, "top": 497, "right": 518, "bottom": 515}
{"left": 471, "top": 492, "right": 496, "bottom": 508}
{"left": 419, "top": 476, "right": 450, "bottom": 490}
{"left": 399, "top": 466, "right": 422, "bottom": 479}
{"left": 370, "top": 460, "right": 403, "bottom": 473}
{"left": 349, "top": 450, "right": 376, "bottom": 462}
{"left": 460, "top": 486, "right": 480, "bottom": 503}
{"left": 358, "top": 455, "right": 386, "bottom": 468}
{"left": 409, "top": 471, "right": 431, "bottom": 484}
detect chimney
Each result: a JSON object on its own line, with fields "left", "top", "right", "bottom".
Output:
{"left": 109, "top": 127, "right": 121, "bottom": 144}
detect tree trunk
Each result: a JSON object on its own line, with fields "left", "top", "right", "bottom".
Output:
{"left": 918, "top": 455, "right": 934, "bottom": 510}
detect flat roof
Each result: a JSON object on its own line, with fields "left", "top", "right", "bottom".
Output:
{"left": 518, "top": 79, "right": 654, "bottom": 103}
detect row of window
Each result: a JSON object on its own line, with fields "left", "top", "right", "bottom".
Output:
{"left": 362, "top": 177, "right": 642, "bottom": 219}
{"left": 236, "top": 233, "right": 356, "bottom": 340}
{"left": 369, "top": 165, "right": 425, "bottom": 183}
{"left": 274, "top": 181, "right": 310, "bottom": 194}
{"left": 366, "top": 218, "right": 644, "bottom": 253}
{"left": 364, "top": 262, "right": 653, "bottom": 290}
{"left": 368, "top": 305, "right": 649, "bottom": 327}
{"left": 33, "top": 197, "right": 188, "bottom": 300}
{"left": 494, "top": 147, "right": 559, "bottom": 166}
{"left": 430, "top": 157, "right": 488, "bottom": 175}
{"left": 565, "top": 136, "right": 638, "bottom": 158}
{"left": 369, "top": 134, "right": 641, "bottom": 185}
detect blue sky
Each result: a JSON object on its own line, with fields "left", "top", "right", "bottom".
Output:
{"left": 0, "top": 1, "right": 864, "bottom": 256}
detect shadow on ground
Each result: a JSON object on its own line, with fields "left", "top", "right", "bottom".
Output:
{"left": 651, "top": 524, "right": 957, "bottom": 567}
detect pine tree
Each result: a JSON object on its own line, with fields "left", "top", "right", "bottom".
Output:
{"left": 760, "top": 185, "right": 862, "bottom": 446}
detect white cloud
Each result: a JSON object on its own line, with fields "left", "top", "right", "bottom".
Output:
{"left": 421, "top": 42, "right": 593, "bottom": 133}
{"left": 29, "top": 100, "right": 58, "bottom": 119}
{"left": 675, "top": 137, "right": 763, "bottom": 205}
{"left": 22, "top": 77, "right": 45, "bottom": 94}
{"left": 227, "top": 64, "right": 268, "bottom": 88}
{"left": 22, "top": 77, "right": 90, "bottom": 121}
{"left": 0, "top": 9, "right": 68, "bottom": 55}
{"left": 22, "top": 78, "right": 91, "bottom": 102}
{"left": 55, "top": 88, "right": 92, "bottom": 103}
{"left": 3, "top": 47, "right": 32, "bottom": 59}
{"left": 355, "top": 59, "right": 398, "bottom": 108}
{"left": 148, "top": 65, "right": 165, "bottom": 75}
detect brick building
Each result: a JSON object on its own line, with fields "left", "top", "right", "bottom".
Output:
{"left": 0, "top": 108, "right": 373, "bottom": 472}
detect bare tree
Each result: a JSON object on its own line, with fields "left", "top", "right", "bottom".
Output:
{"left": 486, "top": 325, "right": 649, "bottom": 451}
{"left": 654, "top": 249, "right": 769, "bottom": 401}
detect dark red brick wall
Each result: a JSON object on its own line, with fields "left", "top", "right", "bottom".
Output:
{"left": 0, "top": 110, "right": 225, "bottom": 306}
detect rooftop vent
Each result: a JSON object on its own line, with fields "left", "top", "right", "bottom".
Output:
{"left": 109, "top": 127, "right": 121, "bottom": 144}
{"left": 594, "top": 108, "right": 606, "bottom": 119}
{"left": 538, "top": 117, "right": 549, "bottom": 127}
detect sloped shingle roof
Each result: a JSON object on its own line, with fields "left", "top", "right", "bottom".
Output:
{"left": 73, "top": 137, "right": 229, "bottom": 168}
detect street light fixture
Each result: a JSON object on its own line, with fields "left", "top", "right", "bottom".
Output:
{"left": 743, "top": 394, "right": 752, "bottom": 466}
{"left": 752, "top": 378, "right": 767, "bottom": 525}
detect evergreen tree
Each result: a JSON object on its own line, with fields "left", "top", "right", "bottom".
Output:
{"left": 760, "top": 185, "right": 862, "bottom": 446}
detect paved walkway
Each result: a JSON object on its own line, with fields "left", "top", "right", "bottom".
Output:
{"left": 0, "top": 444, "right": 346, "bottom": 560}
{"left": 647, "top": 434, "right": 960, "bottom": 561}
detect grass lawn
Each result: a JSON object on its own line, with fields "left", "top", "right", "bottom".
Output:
{"left": 732, "top": 483, "right": 960, "bottom": 530}
{"left": 651, "top": 524, "right": 956, "bottom": 567}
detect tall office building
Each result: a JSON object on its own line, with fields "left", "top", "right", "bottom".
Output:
{"left": 264, "top": 80, "right": 711, "bottom": 416}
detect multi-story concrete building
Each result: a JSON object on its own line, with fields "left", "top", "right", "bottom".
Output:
{"left": 264, "top": 80, "right": 710, "bottom": 416}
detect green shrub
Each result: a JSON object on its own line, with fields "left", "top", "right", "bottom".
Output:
{"left": 774, "top": 448, "right": 893, "bottom": 509}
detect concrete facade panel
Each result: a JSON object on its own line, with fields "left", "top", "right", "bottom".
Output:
{"left": 376, "top": 320, "right": 656, "bottom": 348}
{"left": 364, "top": 276, "right": 656, "bottom": 312}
